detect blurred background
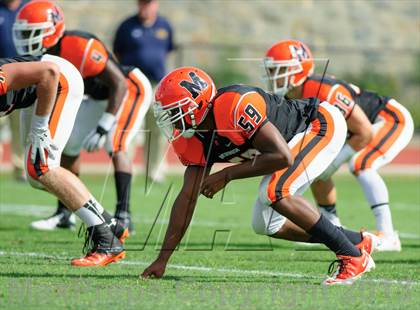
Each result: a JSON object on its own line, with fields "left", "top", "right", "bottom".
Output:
{"left": 0, "top": 0, "right": 419, "bottom": 174}
{"left": 56, "top": 0, "right": 419, "bottom": 126}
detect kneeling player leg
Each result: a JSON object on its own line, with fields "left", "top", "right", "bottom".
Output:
{"left": 273, "top": 197, "right": 361, "bottom": 257}
{"left": 48, "top": 154, "right": 81, "bottom": 225}
{"left": 350, "top": 99, "right": 414, "bottom": 236}
{"left": 112, "top": 152, "right": 133, "bottom": 223}
{"left": 24, "top": 56, "right": 124, "bottom": 263}
{"left": 252, "top": 194, "right": 363, "bottom": 246}
{"left": 311, "top": 178, "right": 342, "bottom": 226}
{"left": 57, "top": 99, "right": 104, "bottom": 220}
{"left": 30, "top": 99, "right": 103, "bottom": 230}
{"left": 106, "top": 68, "right": 152, "bottom": 227}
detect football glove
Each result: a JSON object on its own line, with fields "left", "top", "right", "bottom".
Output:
{"left": 29, "top": 114, "right": 58, "bottom": 165}
{"left": 83, "top": 112, "right": 116, "bottom": 152}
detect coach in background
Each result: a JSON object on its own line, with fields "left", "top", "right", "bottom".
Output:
{"left": 0, "top": 0, "right": 26, "bottom": 181}
{"left": 113, "top": 0, "right": 175, "bottom": 184}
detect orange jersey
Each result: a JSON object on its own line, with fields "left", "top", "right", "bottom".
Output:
{"left": 302, "top": 75, "right": 389, "bottom": 123}
{"left": 173, "top": 85, "right": 318, "bottom": 167}
{"left": 47, "top": 30, "right": 134, "bottom": 100}
{"left": 48, "top": 30, "right": 110, "bottom": 79}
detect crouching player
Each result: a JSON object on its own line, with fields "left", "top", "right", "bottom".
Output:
{"left": 264, "top": 40, "right": 414, "bottom": 251}
{"left": 141, "top": 67, "right": 378, "bottom": 285}
{"left": 0, "top": 54, "right": 126, "bottom": 266}
{"left": 14, "top": 0, "right": 152, "bottom": 233}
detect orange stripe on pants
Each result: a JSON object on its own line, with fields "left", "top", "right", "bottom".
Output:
{"left": 49, "top": 73, "right": 69, "bottom": 139}
{"left": 112, "top": 72, "right": 146, "bottom": 153}
{"left": 27, "top": 73, "right": 69, "bottom": 179}
{"left": 353, "top": 102, "right": 405, "bottom": 173}
{"left": 267, "top": 105, "right": 335, "bottom": 202}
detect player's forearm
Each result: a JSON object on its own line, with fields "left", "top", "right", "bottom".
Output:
{"left": 346, "top": 105, "right": 373, "bottom": 151}
{"left": 347, "top": 132, "right": 372, "bottom": 152}
{"left": 105, "top": 79, "right": 127, "bottom": 114}
{"left": 35, "top": 64, "right": 60, "bottom": 116}
{"left": 157, "top": 192, "right": 198, "bottom": 262}
{"left": 2, "top": 61, "right": 60, "bottom": 116}
{"left": 224, "top": 152, "right": 293, "bottom": 181}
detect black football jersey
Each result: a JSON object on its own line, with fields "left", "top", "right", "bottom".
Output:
{"left": 172, "top": 84, "right": 319, "bottom": 167}
{"left": 215, "top": 85, "right": 318, "bottom": 142}
{"left": 303, "top": 75, "right": 388, "bottom": 123}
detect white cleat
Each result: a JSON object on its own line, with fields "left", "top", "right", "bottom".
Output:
{"left": 375, "top": 231, "right": 402, "bottom": 252}
{"left": 319, "top": 208, "right": 343, "bottom": 227}
{"left": 30, "top": 213, "right": 76, "bottom": 231}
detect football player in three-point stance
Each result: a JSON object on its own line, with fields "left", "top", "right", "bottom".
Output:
{"left": 264, "top": 39, "right": 414, "bottom": 251}
{"left": 1, "top": 54, "right": 126, "bottom": 266}
{"left": 141, "top": 67, "right": 378, "bottom": 285}
{"left": 14, "top": 0, "right": 153, "bottom": 235}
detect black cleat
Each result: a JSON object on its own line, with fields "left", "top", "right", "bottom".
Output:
{"left": 71, "top": 223, "right": 125, "bottom": 266}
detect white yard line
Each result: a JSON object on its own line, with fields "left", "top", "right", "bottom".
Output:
{"left": 0, "top": 250, "right": 419, "bottom": 286}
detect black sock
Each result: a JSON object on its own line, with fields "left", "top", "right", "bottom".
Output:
{"left": 309, "top": 226, "right": 363, "bottom": 245}
{"left": 114, "top": 172, "right": 132, "bottom": 218}
{"left": 340, "top": 227, "right": 363, "bottom": 245}
{"left": 307, "top": 215, "right": 361, "bottom": 257}
{"left": 102, "top": 210, "right": 114, "bottom": 224}
{"left": 318, "top": 203, "right": 338, "bottom": 215}
{"left": 56, "top": 201, "right": 72, "bottom": 218}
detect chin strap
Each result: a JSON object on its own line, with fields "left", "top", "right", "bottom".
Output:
{"left": 189, "top": 107, "right": 197, "bottom": 130}
{"left": 183, "top": 101, "right": 213, "bottom": 138}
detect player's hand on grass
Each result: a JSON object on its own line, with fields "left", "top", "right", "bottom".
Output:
{"left": 201, "top": 169, "right": 231, "bottom": 199}
{"left": 83, "top": 112, "right": 115, "bottom": 152}
{"left": 141, "top": 259, "right": 167, "bottom": 279}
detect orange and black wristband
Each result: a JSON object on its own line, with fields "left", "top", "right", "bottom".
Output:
{"left": 0, "top": 69, "right": 8, "bottom": 95}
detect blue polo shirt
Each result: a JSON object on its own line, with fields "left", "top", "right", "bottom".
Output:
{"left": 0, "top": 1, "right": 26, "bottom": 58}
{"left": 113, "top": 15, "right": 174, "bottom": 83}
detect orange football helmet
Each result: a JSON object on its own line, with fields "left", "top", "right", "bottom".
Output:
{"left": 263, "top": 39, "right": 314, "bottom": 96}
{"left": 13, "top": 0, "right": 65, "bottom": 56}
{"left": 154, "top": 67, "right": 216, "bottom": 142}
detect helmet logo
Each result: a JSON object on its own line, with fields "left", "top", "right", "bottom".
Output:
{"left": 48, "top": 8, "right": 63, "bottom": 25}
{"left": 290, "top": 44, "right": 310, "bottom": 62}
{"left": 179, "top": 72, "right": 208, "bottom": 99}
{"left": 91, "top": 50, "right": 104, "bottom": 63}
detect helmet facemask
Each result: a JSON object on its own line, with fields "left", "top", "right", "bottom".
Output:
{"left": 262, "top": 57, "right": 303, "bottom": 97}
{"left": 13, "top": 20, "right": 56, "bottom": 56}
{"left": 154, "top": 97, "right": 204, "bottom": 142}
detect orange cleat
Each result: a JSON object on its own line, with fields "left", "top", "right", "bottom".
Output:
{"left": 109, "top": 219, "right": 130, "bottom": 244}
{"left": 71, "top": 251, "right": 126, "bottom": 267}
{"left": 356, "top": 231, "right": 380, "bottom": 255}
{"left": 322, "top": 250, "right": 375, "bottom": 285}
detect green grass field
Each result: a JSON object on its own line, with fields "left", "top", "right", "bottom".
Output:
{"left": 0, "top": 172, "right": 419, "bottom": 309}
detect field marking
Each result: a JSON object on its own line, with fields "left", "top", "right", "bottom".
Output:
{"left": 0, "top": 250, "right": 419, "bottom": 286}
{"left": 1, "top": 203, "right": 420, "bottom": 240}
